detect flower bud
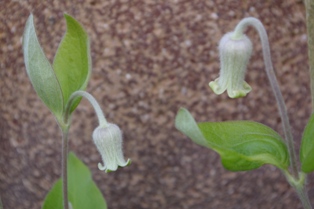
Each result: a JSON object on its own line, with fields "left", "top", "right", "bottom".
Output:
{"left": 209, "top": 32, "right": 252, "bottom": 98}
{"left": 93, "top": 123, "right": 130, "bottom": 173}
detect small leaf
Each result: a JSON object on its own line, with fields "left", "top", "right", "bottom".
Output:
{"left": 300, "top": 113, "right": 314, "bottom": 173}
{"left": 42, "top": 152, "right": 107, "bottom": 209}
{"left": 23, "top": 14, "right": 63, "bottom": 117}
{"left": 53, "top": 14, "right": 91, "bottom": 112}
{"left": 175, "top": 108, "right": 289, "bottom": 171}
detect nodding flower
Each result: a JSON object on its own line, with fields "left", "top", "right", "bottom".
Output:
{"left": 66, "top": 91, "right": 131, "bottom": 173}
{"left": 93, "top": 123, "right": 131, "bottom": 173}
{"left": 209, "top": 32, "right": 253, "bottom": 98}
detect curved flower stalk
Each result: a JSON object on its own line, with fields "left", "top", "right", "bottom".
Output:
{"left": 215, "top": 17, "right": 298, "bottom": 177}
{"left": 208, "top": 17, "right": 312, "bottom": 209}
{"left": 209, "top": 17, "right": 298, "bottom": 176}
{"left": 65, "top": 90, "right": 130, "bottom": 173}
{"left": 60, "top": 90, "right": 130, "bottom": 208}
{"left": 209, "top": 32, "right": 253, "bottom": 98}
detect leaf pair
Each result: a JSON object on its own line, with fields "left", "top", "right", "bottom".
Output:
{"left": 42, "top": 152, "right": 107, "bottom": 209}
{"left": 175, "top": 108, "right": 289, "bottom": 171}
{"left": 23, "top": 14, "right": 91, "bottom": 121}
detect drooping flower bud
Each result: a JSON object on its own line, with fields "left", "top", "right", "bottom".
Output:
{"left": 92, "top": 123, "right": 130, "bottom": 173}
{"left": 209, "top": 32, "right": 253, "bottom": 98}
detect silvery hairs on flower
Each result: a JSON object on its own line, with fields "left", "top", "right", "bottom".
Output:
{"left": 209, "top": 32, "right": 253, "bottom": 98}
{"left": 93, "top": 123, "right": 131, "bottom": 173}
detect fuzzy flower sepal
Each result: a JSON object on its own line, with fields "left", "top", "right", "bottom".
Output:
{"left": 92, "top": 123, "right": 131, "bottom": 173}
{"left": 209, "top": 32, "right": 252, "bottom": 98}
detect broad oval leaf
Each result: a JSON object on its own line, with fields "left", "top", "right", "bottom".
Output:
{"left": 300, "top": 113, "right": 314, "bottom": 173}
{"left": 42, "top": 152, "right": 107, "bottom": 209}
{"left": 23, "top": 14, "right": 63, "bottom": 117}
{"left": 175, "top": 108, "right": 289, "bottom": 171}
{"left": 53, "top": 14, "right": 91, "bottom": 112}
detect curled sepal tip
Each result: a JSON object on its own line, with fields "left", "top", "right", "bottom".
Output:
{"left": 209, "top": 32, "right": 253, "bottom": 98}
{"left": 93, "top": 123, "right": 131, "bottom": 173}
{"left": 98, "top": 160, "right": 131, "bottom": 173}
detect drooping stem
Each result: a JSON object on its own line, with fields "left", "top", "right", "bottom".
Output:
{"left": 232, "top": 17, "right": 299, "bottom": 179}
{"left": 304, "top": 0, "right": 314, "bottom": 111}
{"left": 232, "top": 17, "right": 312, "bottom": 208}
{"left": 64, "top": 90, "right": 108, "bottom": 126}
{"left": 60, "top": 90, "right": 107, "bottom": 209}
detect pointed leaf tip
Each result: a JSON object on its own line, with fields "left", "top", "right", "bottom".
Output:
{"left": 175, "top": 108, "right": 289, "bottom": 172}
{"left": 175, "top": 108, "right": 208, "bottom": 147}
{"left": 23, "top": 14, "right": 63, "bottom": 117}
{"left": 53, "top": 14, "right": 91, "bottom": 113}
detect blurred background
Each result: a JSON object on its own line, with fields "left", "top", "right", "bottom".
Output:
{"left": 1, "top": 0, "right": 313, "bottom": 208}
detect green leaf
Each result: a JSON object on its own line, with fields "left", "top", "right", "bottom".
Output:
{"left": 42, "top": 179, "right": 63, "bottom": 209}
{"left": 42, "top": 152, "right": 107, "bottom": 209}
{"left": 300, "top": 113, "right": 314, "bottom": 173}
{"left": 175, "top": 108, "right": 289, "bottom": 171}
{"left": 23, "top": 14, "right": 63, "bottom": 117}
{"left": 53, "top": 14, "right": 91, "bottom": 112}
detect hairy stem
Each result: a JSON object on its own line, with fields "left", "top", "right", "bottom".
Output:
{"left": 232, "top": 17, "right": 299, "bottom": 179}
{"left": 304, "top": 0, "right": 314, "bottom": 111}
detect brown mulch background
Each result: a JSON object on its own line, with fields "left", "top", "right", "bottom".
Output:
{"left": 1, "top": 0, "right": 314, "bottom": 208}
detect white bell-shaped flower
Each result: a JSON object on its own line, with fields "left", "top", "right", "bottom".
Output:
{"left": 93, "top": 123, "right": 130, "bottom": 173}
{"left": 209, "top": 32, "right": 253, "bottom": 98}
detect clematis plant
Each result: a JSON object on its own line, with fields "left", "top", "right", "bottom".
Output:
{"left": 175, "top": 17, "right": 314, "bottom": 208}
{"left": 23, "top": 14, "right": 130, "bottom": 209}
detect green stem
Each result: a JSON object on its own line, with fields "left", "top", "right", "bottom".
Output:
{"left": 60, "top": 90, "right": 107, "bottom": 209}
{"left": 232, "top": 17, "right": 299, "bottom": 179}
{"left": 284, "top": 171, "right": 312, "bottom": 209}
{"left": 302, "top": 2, "right": 314, "bottom": 208}
{"left": 304, "top": 0, "right": 314, "bottom": 111}
{"left": 297, "top": 186, "right": 312, "bottom": 209}
{"left": 64, "top": 91, "right": 107, "bottom": 126}
{"left": 61, "top": 125, "right": 69, "bottom": 209}
{"left": 0, "top": 195, "right": 3, "bottom": 209}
